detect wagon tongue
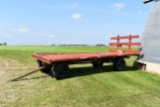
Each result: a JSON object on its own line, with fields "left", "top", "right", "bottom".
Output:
{"left": 8, "top": 67, "right": 45, "bottom": 82}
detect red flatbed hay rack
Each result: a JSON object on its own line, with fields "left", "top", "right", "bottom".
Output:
{"left": 10, "top": 35, "right": 140, "bottom": 81}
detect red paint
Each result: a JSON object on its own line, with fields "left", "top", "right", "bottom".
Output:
{"left": 33, "top": 35, "right": 140, "bottom": 65}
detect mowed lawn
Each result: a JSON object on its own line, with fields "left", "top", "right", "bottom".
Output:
{"left": 0, "top": 46, "right": 160, "bottom": 107}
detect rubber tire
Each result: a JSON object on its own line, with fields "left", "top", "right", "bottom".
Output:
{"left": 37, "top": 60, "right": 52, "bottom": 74}
{"left": 113, "top": 58, "right": 126, "bottom": 71}
{"left": 52, "top": 62, "right": 69, "bottom": 79}
{"left": 92, "top": 61, "right": 103, "bottom": 68}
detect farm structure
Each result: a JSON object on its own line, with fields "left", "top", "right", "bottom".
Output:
{"left": 138, "top": 0, "right": 160, "bottom": 75}
{"left": 10, "top": 35, "right": 140, "bottom": 81}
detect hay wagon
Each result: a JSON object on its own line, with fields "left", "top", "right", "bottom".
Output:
{"left": 10, "top": 35, "right": 140, "bottom": 81}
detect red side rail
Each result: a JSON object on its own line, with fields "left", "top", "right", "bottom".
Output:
{"left": 109, "top": 35, "right": 141, "bottom": 51}
{"left": 111, "top": 35, "right": 139, "bottom": 40}
{"left": 110, "top": 42, "right": 141, "bottom": 46}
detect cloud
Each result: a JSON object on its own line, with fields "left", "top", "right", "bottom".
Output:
{"left": 71, "top": 13, "right": 82, "bottom": 19}
{"left": 18, "top": 27, "right": 29, "bottom": 33}
{"left": 112, "top": 2, "right": 125, "bottom": 11}
{"left": 0, "top": 32, "right": 11, "bottom": 38}
{"left": 72, "top": 2, "right": 79, "bottom": 8}
{"left": 49, "top": 34, "right": 55, "bottom": 38}
{"left": 138, "top": 10, "right": 147, "bottom": 15}
{"left": 11, "top": 26, "right": 29, "bottom": 33}
{"left": 84, "top": 19, "right": 89, "bottom": 23}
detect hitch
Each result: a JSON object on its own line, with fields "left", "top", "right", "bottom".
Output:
{"left": 8, "top": 66, "right": 45, "bottom": 82}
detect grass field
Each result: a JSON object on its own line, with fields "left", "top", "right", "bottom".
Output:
{"left": 0, "top": 46, "right": 160, "bottom": 107}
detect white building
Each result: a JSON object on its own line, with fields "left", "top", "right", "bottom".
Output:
{"left": 138, "top": 0, "right": 160, "bottom": 75}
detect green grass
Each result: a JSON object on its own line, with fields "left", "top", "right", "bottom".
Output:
{"left": 0, "top": 46, "right": 160, "bottom": 107}
{"left": 0, "top": 46, "right": 110, "bottom": 63}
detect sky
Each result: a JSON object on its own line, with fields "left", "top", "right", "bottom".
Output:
{"left": 0, "top": 0, "right": 154, "bottom": 45}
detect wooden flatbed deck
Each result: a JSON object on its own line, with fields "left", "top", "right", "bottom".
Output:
{"left": 32, "top": 50, "right": 140, "bottom": 64}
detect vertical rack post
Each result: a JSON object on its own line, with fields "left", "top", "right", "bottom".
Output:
{"left": 128, "top": 35, "right": 132, "bottom": 50}
{"left": 117, "top": 35, "right": 120, "bottom": 50}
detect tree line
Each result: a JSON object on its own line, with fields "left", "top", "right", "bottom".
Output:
{"left": 51, "top": 44, "right": 106, "bottom": 46}
{"left": 0, "top": 42, "right": 7, "bottom": 46}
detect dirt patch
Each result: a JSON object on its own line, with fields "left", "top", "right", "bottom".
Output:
{"left": 0, "top": 57, "right": 19, "bottom": 66}
{"left": 0, "top": 57, "right": 18, "bottom": 77}
{"left": 0, "top": 71, "right": 4, "bottom": 77}
{"left": 0, "top": 57, "right": 36, "bottom": 71}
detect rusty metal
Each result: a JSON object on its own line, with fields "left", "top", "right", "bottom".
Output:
{"left": 9, "top": 66, "right": 45, "bottom": 82}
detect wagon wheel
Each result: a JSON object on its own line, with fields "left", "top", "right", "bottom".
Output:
{"left": 52, "top": 62, "right": 69, "bottom": 79}
{"left": 113, "top": 58, "right": 126, "bottom": 71}
{"left": 37, "top": 60, "right": 52, "bottom": 75}
{"left": 92, "top": 61, "right": 103, "bottom": 68}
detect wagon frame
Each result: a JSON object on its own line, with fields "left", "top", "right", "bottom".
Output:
{"left": 10, "top": 35, "right": 140, "bottom": 81}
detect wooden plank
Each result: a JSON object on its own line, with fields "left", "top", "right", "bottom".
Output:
{"left": 109, "top": 42, "right": 141, "bottom": 46}
{"left": 32, "top": 54, "right": 52, "bottom": 64}
{"left": 111, "top": 35, "right": 139, "bottom": 40}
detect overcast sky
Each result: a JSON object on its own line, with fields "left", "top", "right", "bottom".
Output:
{"left": 0, "top": 0, "right": 154, "bottom": 45}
